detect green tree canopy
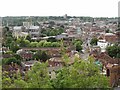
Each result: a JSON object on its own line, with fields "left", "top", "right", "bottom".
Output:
{"left": 33, "top": 50, "right": 50, "bottom": 62}
{"left": 26, "top": 35, "right": 31, "bottom": 42}
{"left": 43, "top": 42, "right": 52, "bottom": 47}
{"left": 9, "top": 41, "right": 20, "bottom": 53}
{"left": 51, "top": 42, "right": 60, "bottom": 47}
{"left": 2, "top": 57, "right": 21, "bottom": 65}
{"left": 90, "top": 38, "right": 98, "bottom": 46}
{"left": 30, "top": 42, "right": 38, "bottom": 47}
{"left": 106, "top": 44, "right": 120, "bottom": 58}
{"left": 51, "top": 57, "right": 109, "bottom": 88}
{"left": 2, "top": 57, "right": 109, "bottom": 88}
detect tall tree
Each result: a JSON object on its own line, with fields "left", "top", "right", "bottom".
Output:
{"left": 26, "top": 35, "right": 31, "bottom": 42}
{"left": 33, "top": 50, "right": 50, "bottom": 62}
{"left": 26, "top": 62, "right": 52, "bottom": 88}
{"left": 90, "top": 38, "right": 98, "bottom": 46}
{"left": 51, "top": 57, "right": 109, "bottom": 88}
{"left": 9, "top": 41, "right": 20, "bottom": 53}
{"left": 106, "top": 44, "right": 120, "bottom": 58}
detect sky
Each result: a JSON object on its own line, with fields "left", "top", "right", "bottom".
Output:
{"left": 0, "top": 0, "right": 119, "bottom": 17}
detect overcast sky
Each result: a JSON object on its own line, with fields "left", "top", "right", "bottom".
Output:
{"left": 0, "top": 0, "right": 119, "bottom": 17}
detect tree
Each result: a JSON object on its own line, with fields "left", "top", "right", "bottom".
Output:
{"left": 72, "top": 39, "right": 83, "bottom": 52}
{"left": 73, "top": 39, "right": 83, "bottom": 45}
{"left": 5, "top": 37, "right": 13, "bottom": 47}
{"left": 51, "top": 42, "right": 60, "bottom": 47}
{"left": 106, "top": 45, "right": 120, "bottom": 58}
{"left": 37, "top": 41, "right": 46, "bottom": 47}
{"left": 26, "top": 35, "right": 31, "bottom": 42}
{"left": 2, "top": 71, "right": 28, "bottom": 88}
{"left": 13, "top": 54, "right": 22, "bottom": 61}
{"left": 51, "top": 57, "right": 109, "bottom": 88}
{"left": 33, "top": 50, "right": 50, "bottom": 62}
{"left": 90, "top": 38, "right": 98, "bottom": 46}
{"left": 2, "top": 57, "right": 21, "bottom": 65}
{"left": 43, "top": 42, "right": 52, "bottom": 47}
{"left": 2, "top": 72, "right": 13, "bottom": 88}
{"left": 9, "top": 41, "right": 20, "bottom": 53}
{"left": 24, "top": 40, "right": 30, "bottom": 47}
{"left": 73, "top": 40, "right": 83, "bottom": 52}
{"left": 16, "top": 38, "right": 30, "bottom": 47}
{"left": 2, "top": 57, "right": 109, "bottom": 88}
{"left": 75, "top": 41, "right": 82, "bottom": 52}
{"left": 16, "top": 38, "right": 21, "bottom": 44}
{"left": 26, "top": 62, "right": 52, "bottom": 88}
{"left": 30, "top": 42, "right": 38, "bottom": 47}
{"left": 5, "top": 51, "right": 14, "bottom": 54}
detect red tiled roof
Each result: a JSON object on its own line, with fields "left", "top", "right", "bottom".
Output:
{"left": 96, "top": 52, "right": 120, "bottom": 65}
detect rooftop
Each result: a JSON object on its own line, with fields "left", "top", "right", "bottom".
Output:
{"left": 13, "top": 26, "right": 22, "bottom": 30}
{"left": 105, "top": 33, "right": 115, "bottom": 36}
{"left": 29, "top": 26, "right": 39, "bottom": 29}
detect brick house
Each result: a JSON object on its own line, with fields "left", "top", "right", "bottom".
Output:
{"left": 90, "top": 52, "right": 120, "bottom": 87}
{"left": 48, "top": 57, "right": 65, "bottom": 67}
{"left": 104, "top": 33, "right": 118, "bottom": 43}
{"left": 17, "top": 49, "right": 33, "bottom": 60}
{"left": 115, "top": 31, "right": 120, "bottom": 43}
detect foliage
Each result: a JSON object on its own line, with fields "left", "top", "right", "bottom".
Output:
{"left": 37, "top": 41, "right": 60, "bottom": 47}
{"left": 37, "top": 41, "right": 46, "bottom": 47}
{"left": 2, "top": 27, "right": 12, "bottom": 37}
{"left": 2, "top": 71, "right": 28, "bottom": 88}
{"left": 73, "top": 39, "right": 83, "bottom": 52}
{"left": 9, "top": 41, "right": 20, "bottom": 53}
{"left": 3, "top": 27, "right": 14, "bottom": 47}
{"left": 51, "top": 42, "right": 60, "bottom": 47}
{"left": 106, "top": 44, "right": 120, "bottom": 58}
{"left": 51, "top": 57, "right": 109, "bottom": 88}
{"left": 43, "top": 42, "right": 52, "bottom": 47}
{"left": 90, "top": 38, "right": 98, "bottom": 46}
{"left": 26, "top": 35, "right": 31, "bottom": 42}
{"left": 13, "top": 54, "right": 22, "bottom": 61}
{"left": 2, "top": 57, "right": 21, "bottom": 65}
{"left": 5, "top": 37, "right": 13, "bottom": 47}
{"left": 2, "top": 57, "right": 109, "bottom": 88}
{"left": 75, "top": 42, "right": 83, "bottom": 52}
{"left": 16, "top": 38, "right": 30, "bottom": 47}
{"left": 5, "top": 51, "right": 14, "bottom": 54}
{"left": 14, "top": 37, "right": 60, "bottom": 48}
{"left": 30, "top": 42, "right": 38, "bottom": 47}
{"left": 2, "top": 62, "right": 52, "bottom": 88}
{"left": 2, "top": 74, "right": 13, "bottom": 88}
{"left": 32, "top": 50, "right": 50, "bottom": 62}
{"left": 73, "top": 39, "right": 83, "bottom": 45}
{"left": 26, "top": 62, "right": 52, "bottom": 88}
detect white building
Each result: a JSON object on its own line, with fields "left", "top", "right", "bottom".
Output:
{"left": 23, "top": 22, "right": 32, "bottom": 29}
{"left": 13, "top": 26, "right": 28, "bottom": 38}
{"left": 97, "top": 40, "right": 108, "bottom": 52}
{"left": 28, "top": 26, "right": 41, "bottom": 38}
